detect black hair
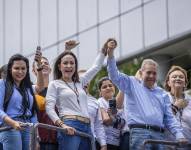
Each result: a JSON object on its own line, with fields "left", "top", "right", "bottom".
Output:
{"left": 4, "top": 54, "right": 38, "bottom": 117}
{"left": 53, "top": 51, "right": 79, "bottom": 82}
{"left": 97, "top": 76, "right": 111, "bottom": 90}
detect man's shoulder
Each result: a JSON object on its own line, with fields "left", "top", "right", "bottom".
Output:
{"left": 155, "top": 86, "right": 169, "bottom": 96}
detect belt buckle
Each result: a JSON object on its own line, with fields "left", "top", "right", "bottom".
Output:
{"left": 146, "top": 124, "right": 151, "bottom": 130}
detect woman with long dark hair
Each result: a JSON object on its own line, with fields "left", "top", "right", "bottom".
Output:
{"left": 45, "top": 40, "right": 108, "bottom": 150}
{"left": 0, "top": 52, "right": 44, "bottom": 150}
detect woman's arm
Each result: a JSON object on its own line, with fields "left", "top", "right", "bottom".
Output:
{"left": 80, "top": 40, "right": 110, "bottom": 86}
{"left": 116, "top": 91, "right": 124, "bottom": 109}
{"left": 3, "top": 116, "right": 23, "bottom": 130}
{"left": 34, "top": 47, "right": 44, "bottom": 93}
{"left": 100, "top": 108, "right": 113, "bottom": 126}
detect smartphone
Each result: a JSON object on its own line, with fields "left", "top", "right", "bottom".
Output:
{"left": 35, "top": 46, "right": 41, "bottom": 62}
{"left": 109, "top": 98, "right": 117, "bottom": 114}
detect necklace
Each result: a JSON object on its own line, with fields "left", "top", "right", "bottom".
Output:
{"left": 62, "top": 79, "right": 80, "bottom": 105}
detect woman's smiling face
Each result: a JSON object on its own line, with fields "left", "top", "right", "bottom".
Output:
{"left": 100, "top": 80, "right": 115, "bottom": 100}
{"left": 59, "top": 54, "right": 76, "bottom": 82}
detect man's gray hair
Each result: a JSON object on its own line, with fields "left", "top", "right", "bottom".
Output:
{"left": 140, "top": 59, "right": 158, "bottom": 70}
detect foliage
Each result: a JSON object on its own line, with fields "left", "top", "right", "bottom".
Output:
{"left": 89, "top": 58, "right": 142, "bottom": 98}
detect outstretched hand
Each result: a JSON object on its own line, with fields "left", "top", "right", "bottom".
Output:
{"left": 65, "top": 40, "right": 79, "bottom": 51}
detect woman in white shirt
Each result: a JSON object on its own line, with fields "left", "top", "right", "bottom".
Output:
{"left": 46, "top": 40, "right": 108, "bottom": 150}
{"left": 98, "top": 77, "right": 125, "bottom": 150}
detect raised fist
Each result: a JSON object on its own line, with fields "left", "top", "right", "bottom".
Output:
{"left": 65, "top": 40, "right": 79, "bottom": 51}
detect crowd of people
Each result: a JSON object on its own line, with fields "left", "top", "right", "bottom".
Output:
{"left": 0, "top": 39, "right": 190, "bottom": 150}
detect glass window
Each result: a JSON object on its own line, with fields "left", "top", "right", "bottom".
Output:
{"left": 121, "top": 0, "right": 141, "bottom": 13}
{"left": 5, "top": 0, "right": 20, "bottom": 61}
{"left": 144, "top": 0, "right": 151, "bottom": 3}
{"left": 99, "top": 18, "right": 120, "bottom": 58}
{"left": 40, "top": 0, "right": 57, "bottom": 48}
{"left": 59, "top": 0, "right": 77, "bottom": 41}
{"left": 144, "top": 0, "right": 167, "bottom": 46}
{"left": 78, "top": 29, "right": 98, "bottom": 70}
{"left": 78, "top": 0, "right": 97, "bottom": 31}
{"left": 99, "top": 0, "right": 118, "bottom": 23}
{"left": 22, "top": 0, "right": 38, "bottom": 55}
{"left": 121, "top": 9, "right": 143, "bottom": 56}
{"left": 168, "top": 0, "right": 191, "bottom": 36}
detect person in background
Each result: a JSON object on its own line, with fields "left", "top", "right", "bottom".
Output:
{"left": 32, "top": 56, "right": 58, "bottom": 150}
{"left": 45, "top": 40, "right": 107, "bottom": 150}
{"left": 164, "top": 66, "right": 191, "bottom": 149}
{"left": 98, "top": 76, "right": 125, "bottom": 150}
{"left": 0, "top": 51, "right": 44, "bottom": 150}
{"left": 78, "top": 70, "right": 107, "bottom": 150}
{"left": 0, "top": 64, "right": 7, "bottom": 79}
{"left": 106, "top": 38, "right": 188, "bottom": 150}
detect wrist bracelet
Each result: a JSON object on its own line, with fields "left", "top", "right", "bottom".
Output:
{"left": 58, "top": 121, "right": 64, "bottom": 127}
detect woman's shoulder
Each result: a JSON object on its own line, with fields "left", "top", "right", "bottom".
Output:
{"left": 185, "top": 92, "right": 191, "bottom": 102}
{"left": 0, "top": 79, "right": 5, "bottom": 87}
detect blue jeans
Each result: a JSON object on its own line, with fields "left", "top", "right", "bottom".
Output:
{"left": 130, "top": 128, "right": 165, "bottom": 150}
{"left": 0, "top": 127, "right": 30, "bottom": 150}
{"left": 57, "top": 119, "right": 93, "bottom": 150}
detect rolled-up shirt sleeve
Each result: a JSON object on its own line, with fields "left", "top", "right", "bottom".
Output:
{"left": 81, "top": 52, "right": 105, "bottom": 87}
{"left": 45, "top": 81, "right": 60, "bottom": 123}
{"left": 163, "top": 94, "right": 184, "bottom": 139}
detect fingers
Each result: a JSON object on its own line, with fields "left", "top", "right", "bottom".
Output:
{"left": 34, "top": 46, "right": 42, "bottom": 63}
{"left": 66, "top": 127, "right": 76, "bottom": 135}
{"left": 61, "top": 124, "right": 76, "bottom": 135}
{"left": 101, "top": 38, "right": 117, "bottom": 57}
{"left": 65, "top": 40, "right": 80, "bottom": 50}
{"left": 107, "top": 40, "right": 117, "bottom": 49}
{"left": 13, "top": 121, "right": 23, "bottom": 130}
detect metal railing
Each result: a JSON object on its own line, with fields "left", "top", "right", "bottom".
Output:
{"left": 0, "top": 123, "right": 95, "bottom": 150}
{"left": 143, "top": 139, "right": 191, "bottom": 149}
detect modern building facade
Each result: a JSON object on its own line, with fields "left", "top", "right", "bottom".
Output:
{"left": 0, "top": 0, "right": 191, "bottom": 82}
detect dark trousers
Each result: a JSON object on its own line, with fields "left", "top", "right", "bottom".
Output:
{"left": 96, "top": 141, "right": 120, "bottom": 150}
{"left": 40, "top": 142, "right": 58, "bottom": 150}
{"left": 120, "top": 131, "right": 130, "bottom": 150}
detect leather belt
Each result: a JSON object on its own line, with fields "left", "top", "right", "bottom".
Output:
{"left": 62, "top": 115, "right": 90, "bottom": 124}
{"left": 129, "top": 124, "right": 164, "bottom": 133}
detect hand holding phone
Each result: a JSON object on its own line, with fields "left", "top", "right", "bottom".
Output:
{"left": 34, "top": 46, "right": 43, "bottom": 71}
{"left": 109, "top": 98, "right": 117, "bottom": 114}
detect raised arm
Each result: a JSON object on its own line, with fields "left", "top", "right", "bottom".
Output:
{"left": 34, "top": 47, "right": 44, "bottom": 93}
{"left": 80, "top": 40, "right": 109, "bottom": 86}
{"left": 116, "top": 90, "right": 124, "bottom": 109}
{"left": 106, "top": 39, "right": 131, "bottom": 93}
